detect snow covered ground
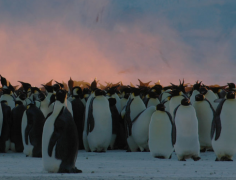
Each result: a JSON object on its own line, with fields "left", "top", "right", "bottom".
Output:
{"left": 1, "top": 150, "right": 236, "bottom": 180}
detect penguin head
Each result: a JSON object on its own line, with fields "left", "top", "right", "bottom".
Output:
{"left": 227, "top": 83, "right": 236, "bottom": 90}
{"left": 199, "top": 87, "right": 208, "bottom": 95}
{"left": 42, "top": 84, "right": 54, "bottom": 93}
{"left": 193, "top": 80, "right": 202, "bottom": 91}
{"left": 0, "top": 75, "right": 8, "bottom": 88}
{"left": 227, "top": 91, "right": 235, "bottom": 99}
{"left": 151, "top": 84, "right": 163, "bottom": 93}
{"left": 195, "top": 94, "right": 205, "bottom": 101}
{"left": 94, "top": 89, "right": 106, "bottom": 96}
{"left": 156, "top": 103, "right": 166, "bottom": 111}
{"left": 168, "top": 89, "right": 181, "bottom": 97}
{"left": 147, "top": 91, "right": 159, "bottom": 99}
{"left": 15, "top": 100, "right": 23, "bottom": 107}
{"left": 18, "top": 93, "right": 27, "bottom": 101}
{"left": 18, "top": 81, "right": 31, "bottom": 94}
{"left": 106, "top": 85, "right": 120, "bottom": 97}
{"left": 1, "top": 88, "right": 12, "bottom": 95}
{"left": 181, "top": 98, "right": 191, "bottom": 106}
{"left": 55, "top": 89, "right": 67, "bottom": 103}
{"left": 72, "top": 86, "right": 82, "bottom": 97}
{"left": 53, "top": 84, "right": 61, "bottom": 92}
{"left": 38, "top": 92, "right": 46, "bottom": 101}
{"left": 131, "top": 88, "right": 141, "bottom": 97}
{"left": 108, "top": 98, "right": 117, "bottom": 107}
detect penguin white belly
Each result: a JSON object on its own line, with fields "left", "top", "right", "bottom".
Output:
{"left": 81, "top": 98, "right": 86, "bottom": 107}
{"left": 193, "top": 101, "right": 213, "bottom": 148}
{"left": 174, "top": 106, "right": 200, "bottom": 159}
{"left": 42, "top": 105, "right": 62, "bottom": 173}
{"left": 169, "top": 96, "right": 184, "bottom": 117}
{"left": 21, "top": 111, "right": 29, "bottom": 155}
{"left": 0, "top": 95, "right": 15, "bottom": 110}
{"left": 212, "top": 100, "right": 236, "bottom": 159}
{"left": 83, "top": 93, "right": 94, "bottom": 152}
{"left": 40, "top": 99, "right": 53, "bottom": 118}
{"left": 0, "top": 103, "right": 3, "bottom": 136}
{"left": 147, "top": 98, "right": 160, "bottom": 108}
{"left": 10, "top": 143, "right": 16, "bottom": 152}
{"left": 190, "top": 90, "right": 199, "bottom": 105}
{"left": 205, "top": 90, "right": 218, "bottom": 110}
{"left": 149, "top": 111, "right": 173, "bottom": 158}
{"left": 87, "top": 97, "right": 112, "bottom": 152}
{"left": 132, "top": 106, "right": 156, "bottom": 151}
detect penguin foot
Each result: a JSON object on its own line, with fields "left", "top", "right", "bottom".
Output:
{"left": 126, "top": 149, "right": 131, "bottom": 152}
{"left": 169, "top": 155, "right": 172, "bottom": 159}
{"left": 179, "top": 158, "right": 186, "bottom": 161}
{"left": 200, "top": 148, "right": 207, "bottom": 153}
{"left": 220, "top": 157, "right": 233, "bottom": 161}
{"left": 192, "top": 156, "right": 201, "bottom": 161}
{"left": 155, "top": 156, "right": 165, "bottom": 159}
{"left": 58, "top": 167, "right": 82, "bottom": 173}
{"left": 207, "top": 149, "right": 214, "bottom": 152}
{"left": 215, "top": 158, "right": 219, "bottom": 161}
{"left": 26, "top": 155, "right": 28, "bottom": 157}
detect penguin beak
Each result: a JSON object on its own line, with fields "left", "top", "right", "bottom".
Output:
{"left": 48, "top": 131, "right": 61, "bottom": 157}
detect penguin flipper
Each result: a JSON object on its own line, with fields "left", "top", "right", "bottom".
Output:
{"left": 212, "top": 99, "right": 226, "bottom": 141}
{"left": 87, "top": 97, "right": 95, "bottom": 135}
{"left": 165, "top": 111, "right": 175, "bottom": 146}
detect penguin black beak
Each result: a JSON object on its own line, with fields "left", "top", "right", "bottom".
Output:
{"left": 48, "top": 131, "right": 61, "bottom": 157}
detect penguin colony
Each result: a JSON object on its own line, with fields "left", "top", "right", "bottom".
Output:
{"left": 0, "top": 75, "right": 236, "bottom": 174}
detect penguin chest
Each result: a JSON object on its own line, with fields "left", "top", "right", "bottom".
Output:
{"left": 149, "top": 111, "right": 173, "bottom": 156}
{"left": 0, "top": 95, "right": 14, "bottom": 110}
{"left": 147, "top": 98, "right": 160, "bottom": 108}
{"left": 169, "top": 96, "right": 184, "bottom": 115}
{"left": 174, "top": 106, "right": 199, "bottom": 153}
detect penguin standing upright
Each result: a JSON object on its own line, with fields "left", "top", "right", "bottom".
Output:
{"left": 193, "top": 94, "right": 215, "bottom": 152}
{"left": 0, "top": 85, "right": 15, "bottom": 110}
{"left": 87, "top": 89, "right": 112, "bottom": 152}
{"left": 10, "top": 94, "right": 27, "bottom": 152}
{"left": 149, "top": 102, "right": 174, "bottom": 159}
{"left": 0, "top": 101, "right": 11, "bottom": 152}
{"left": 42, "top": 89, "right": 82, "bottom": 173}
{"left": 71, "top": 86, "right": 85, "bottom": 149}
{"left": 124, "top": 87, "right": 146, "bottom": 152}
{"left": 173, "top": 98, "right": 200, "bottom": 161}
{"left": 168, "top": 89, "right": 186, "bottom": 117}
{"left": 83, "top": 79, "right": 97, "bottom": 152}
{"left": 211, "top": 91, "right": 236, "bottom": 161}
{"left": 144, "top": 91, "right": 160, "bottom": 108}
{"left": 21, "top": 102, "right": 45, "bottom": 157}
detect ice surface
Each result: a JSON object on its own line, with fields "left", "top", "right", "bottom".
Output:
{"left": 1, "top": 150, "right": 236, "bottom": 180}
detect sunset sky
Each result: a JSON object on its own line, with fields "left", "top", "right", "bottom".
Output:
{"left": 0, "top": 0, "right": 236, "bottom": 87}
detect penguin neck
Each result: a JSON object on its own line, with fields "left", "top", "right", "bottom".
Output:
{"left": 53, "top": 101, "right": 65, "bottom": 115}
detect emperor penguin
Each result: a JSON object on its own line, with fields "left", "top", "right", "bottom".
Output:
{"left": 190, "top": 81, "right": 202, "bottom": 105}
{"left": 71, "top": 86, "right": 85, "bottom": 149}
{"left": 21, "top": 102, "right": 45, "bottom": 157}
{"left": 18, "top": 81, "right": 32, "bottom": 105}
{"left": 0, "top": 100, "right": 11, "bottom": 152}
{"left": 193, "top": 94, "right": 215, "bottom": 152}
{"left": 211, "top": 91, "right": 236, "bottom": 161}
{"left": 124, "top": 87, "right": 146, "bottom": 152}
{"left": 149, "top": 102, "right": 174, "bottom": 159}
{"left": 173, "top": 98, "right": 200, "bottom": 161}
{"left": 42, "top": 89, "right": 82, "bottom": 173}
{"left": 83, "top": 79, "right": 97, "bottom": 152}
{"left": 86, "top": 89, "right": 112, "bottom": 152}
{"left": 10, "top": 99, "right": 26, "bottom": 152}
